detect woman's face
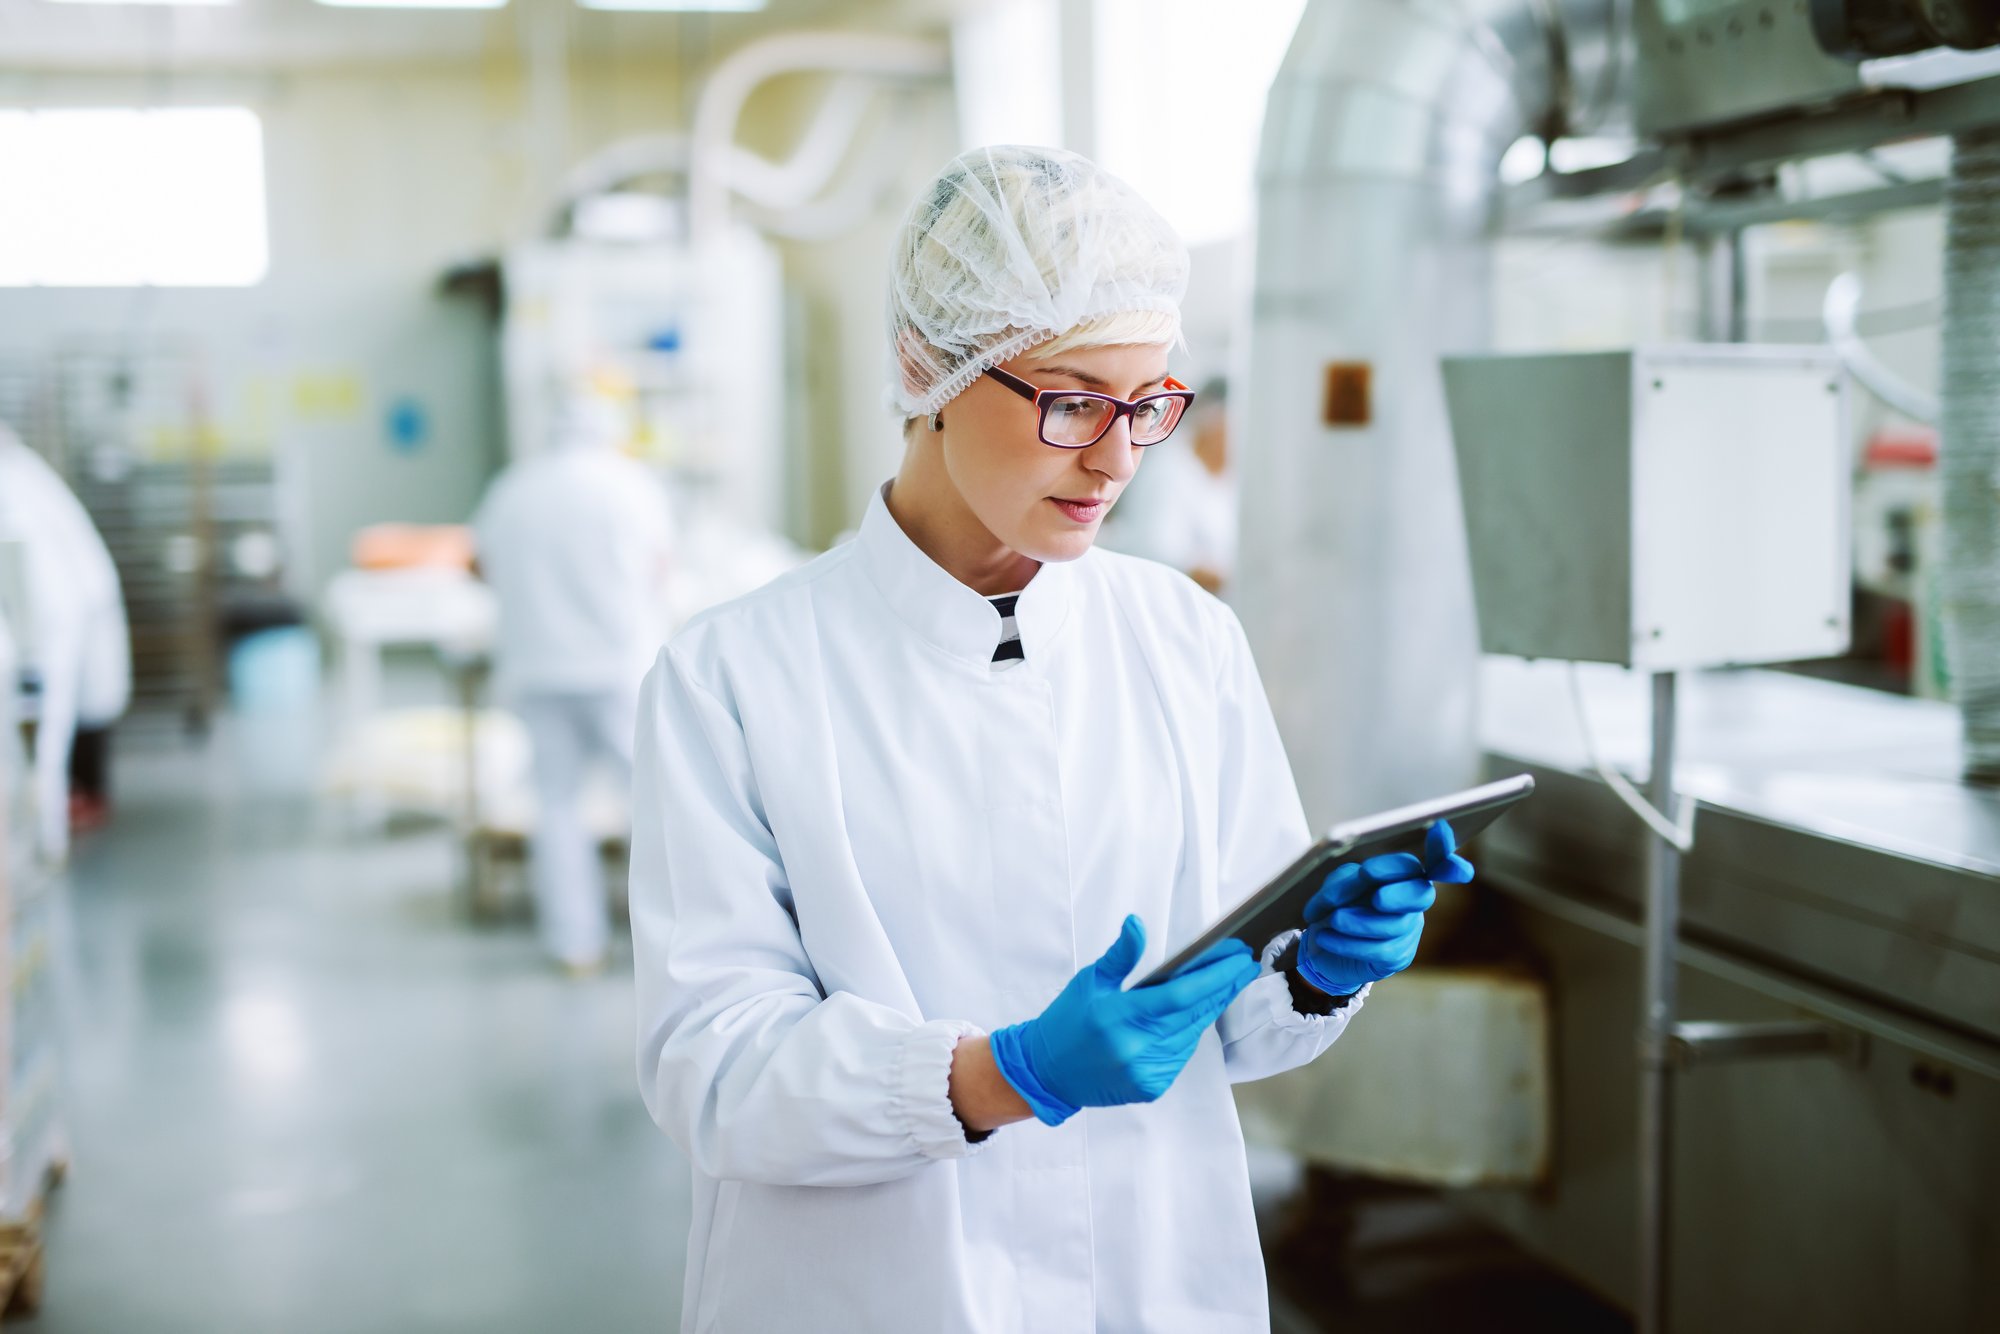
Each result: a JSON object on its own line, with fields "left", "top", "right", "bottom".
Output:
{"left": 937, "top": 342, "right": 1170, "bottom": 564}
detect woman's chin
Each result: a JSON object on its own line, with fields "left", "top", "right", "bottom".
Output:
{"left": 1016, "top": 525, "right": 1099, "bottom": 564}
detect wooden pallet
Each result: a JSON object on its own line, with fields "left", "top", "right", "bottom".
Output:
{"left": 0, "top": 1158, "right": 67, "bottom": 1322}
{"left": 0, "top": 1201, "right": 44, "bottom": 1320}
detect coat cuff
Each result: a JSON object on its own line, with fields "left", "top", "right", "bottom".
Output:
{"left": 892, "top": 1019, "right": 992, "bottom": 1161}
{"left": 1258, "top": 931, "right": 1369, "bottom": 1031}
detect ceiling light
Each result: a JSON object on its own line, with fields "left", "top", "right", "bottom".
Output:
{"left": 313, "top": 0, "right": 507, "bottom": 9}
{"left": 576, "top": 0, "right": 767, "bottom": 12}
{"left": 43, "top": 0, "right": 237, "bottom": 7}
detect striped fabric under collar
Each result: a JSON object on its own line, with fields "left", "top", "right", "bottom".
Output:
{"left": 990, "top": 594, "right": 1024, "bottom": 664}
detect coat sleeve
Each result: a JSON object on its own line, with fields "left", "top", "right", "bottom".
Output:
{"left": 631, "top": 645, "right": 988, "bottom": 1187}
{"left": 1203, "top": 603, "right": 1367, "bottom": 1083}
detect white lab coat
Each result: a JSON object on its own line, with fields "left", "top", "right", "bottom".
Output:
{"left": 471, "top": 447, "right": 675, "bottom": 699}
{"left": 632, "top": 482, "right": 1364, "bottom": 1334}
{"left": 0, "top": 432, "right": 130, "bottom": 860}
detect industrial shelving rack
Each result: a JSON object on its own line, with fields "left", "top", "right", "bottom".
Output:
{"left": 0, "top": 564, "right": 65, "bottom": 1318}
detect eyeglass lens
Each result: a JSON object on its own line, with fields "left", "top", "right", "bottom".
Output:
{"left": 1042, "top": 394, "right": 1185, "bottom": 447}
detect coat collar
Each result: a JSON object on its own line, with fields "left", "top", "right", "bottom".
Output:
{"left": 856, "top": 481, "right": 1078, "bottom": 668}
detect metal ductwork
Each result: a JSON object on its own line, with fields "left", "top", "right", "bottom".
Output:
{"left": 1246, "top": 0, "right": 2000, "bottom": 804}
{"left": 1810, "top": 0, "right": 2000, "bottom": 58}
{"left": 1236, "top": 0, "right": 1619, "bottom": 826}
{"left": 1941, "top": 126, "right": 2000, "bottom": 781}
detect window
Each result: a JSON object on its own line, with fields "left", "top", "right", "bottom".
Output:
{"left": 0, "top": 107, "right": 269, "bottom": 288}
{"left": 1093, "top": 0, "right": 1306, "bottom": 246}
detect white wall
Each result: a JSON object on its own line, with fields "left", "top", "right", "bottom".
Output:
{"left": 751, "top": 73, "right": 960, "bottom": 544}
{"left": 0, "top": 36, "right": 956, "bottom": 585}
{"left": 0, "top": 65, "right": 681, "bottom": 596}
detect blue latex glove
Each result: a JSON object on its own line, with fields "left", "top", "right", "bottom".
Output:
{"left": 1296, "top": 820, "right": 1476, "bottom": 998}
{"left": 989, "top": 916, "right": 1262, "bottom": 1126}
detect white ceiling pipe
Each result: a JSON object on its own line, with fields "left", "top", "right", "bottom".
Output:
{"left": 714, "top": 74, "right": 878, "bottom": 210}
{"left": 556, "top": 133, "right": 692, "bottom": 222}
{"left": 737, "top": 97, "right": 925, "bottom": 242}
{"left": 689, "top": 31, "right": 948, "bottom": 246}
{"left": 1823, "top": 271, "right": 1941, "bottom": 423}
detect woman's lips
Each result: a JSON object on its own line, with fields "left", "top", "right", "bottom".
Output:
{"left": 1050, "top": 497, "right": 1108, "bottom": 524}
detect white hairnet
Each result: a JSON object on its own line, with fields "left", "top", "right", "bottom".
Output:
{"left": 886, "top": 145, "right": 1189, "bottom": 417}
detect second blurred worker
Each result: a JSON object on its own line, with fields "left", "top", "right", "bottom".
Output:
{"left": 473, "top": 391, "right": 674, "bottom": 973}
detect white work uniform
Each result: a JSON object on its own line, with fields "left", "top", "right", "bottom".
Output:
{"left": 472, "top": 448, "right": 675, "bottom": 700}
{"left": 0, "top": 434, "right": 130, "bottom": 862}
{"left": 473, "top": 448, "right": 674, "bottom": 965}
{"left": 632, "top": 482, "right": 1364, "bottom": 1334}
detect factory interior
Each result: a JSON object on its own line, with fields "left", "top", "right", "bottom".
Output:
{"left": 0, "top": 0, "right": 1996, "bottom": 1330}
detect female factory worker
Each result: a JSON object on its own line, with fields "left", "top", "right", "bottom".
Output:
{"left": 630, "top": 146, "right": 1473, "bottom": 1334}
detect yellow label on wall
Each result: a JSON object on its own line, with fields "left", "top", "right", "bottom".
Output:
{"left": 291, "top": 372, "right": 365, "bottom": 421}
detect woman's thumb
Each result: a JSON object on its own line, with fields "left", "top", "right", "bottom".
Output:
{"left": 1093, "top": 914, "right": 1147, "bottom": 983}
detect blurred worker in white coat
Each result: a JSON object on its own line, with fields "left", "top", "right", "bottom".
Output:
{"left": 630, "top": 146, "right": 1475, "bottom": 1333}
{"left": 472, "top": 390, "right": 674, "bottom": 973}
{"left": 0, "top": 424, "right": 133, "bottom": 864}
{"left": 1121, "top": 376, "right": 1238, "bottom": 595}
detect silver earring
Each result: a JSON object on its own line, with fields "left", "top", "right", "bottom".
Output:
{"left": 929, "top": 412, "right": 944, "bottom": 432}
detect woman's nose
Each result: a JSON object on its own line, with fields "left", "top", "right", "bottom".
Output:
{"left": 1080, "top": 417, "right": 1139, "bottom": 480}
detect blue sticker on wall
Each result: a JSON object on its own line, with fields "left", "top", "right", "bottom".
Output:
{"left": 386, "top": 397, "right": 430, "bottom": 454}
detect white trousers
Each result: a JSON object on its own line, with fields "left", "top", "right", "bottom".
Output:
{"left": 515, "top": 689, "right": 633, "bottom": 966}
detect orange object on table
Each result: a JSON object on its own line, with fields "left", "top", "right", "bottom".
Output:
{"left": 350, "top": 524, "right": 476, "bottom": 572}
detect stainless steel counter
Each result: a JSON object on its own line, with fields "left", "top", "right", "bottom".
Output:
{"left": 1476, "top": 659, "right": 2000, "bottom": 1046}
{"left": 1452, "top": 661, "right": 2000, "bottom": 1327}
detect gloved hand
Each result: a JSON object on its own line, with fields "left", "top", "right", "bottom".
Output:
{"left": 989, "top": 916, "right": 1262, "bottom": 1126}
{"left": 1296, "top": 820, "right": 1476, "bottom": 998}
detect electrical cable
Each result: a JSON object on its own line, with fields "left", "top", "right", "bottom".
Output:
{"left": 1567, "top": 663, "right": 1698, "bottom": 852}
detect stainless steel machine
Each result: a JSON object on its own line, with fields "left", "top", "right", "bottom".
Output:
{"left": 1238, "top": 3, "right": 2000, "bottom": 1329}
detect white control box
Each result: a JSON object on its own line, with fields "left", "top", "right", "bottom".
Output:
{"left": 1442, "top": 345, "right": 1851, "bottom": 671}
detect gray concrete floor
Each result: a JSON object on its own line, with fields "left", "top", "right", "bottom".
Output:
{"left": 20, "top": 707, "right": 690, "bottom": 1333}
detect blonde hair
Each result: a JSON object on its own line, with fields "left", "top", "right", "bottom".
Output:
{"left": 1029, "top": 308, "right": 1181, "bottom": 360}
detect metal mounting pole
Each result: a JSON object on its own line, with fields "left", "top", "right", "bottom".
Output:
{"left": 1637, "top": 669, "right": 1681, "bottom": 1334}
{"left": 1726, "top": 229, "right": 1749, "bottom": 343}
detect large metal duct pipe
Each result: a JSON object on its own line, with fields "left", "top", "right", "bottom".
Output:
{"left": 1941, "top": 127, "right": 2000, "bottom": 781}
{"left": 1236, "top": 0, "right": 1603, "bottom": 824}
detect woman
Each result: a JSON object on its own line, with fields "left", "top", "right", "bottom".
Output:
{"left": 631, "top": 146, "right": 1472, "bottom": 1334}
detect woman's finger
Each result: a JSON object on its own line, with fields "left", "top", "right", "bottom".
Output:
{"left": 1136, "top": 951, "right": 1261, "bottom": 1018}
{"left": 1359, "top": 852, "right": 1425, "bottom": 886}
{"left": 1370, "top": 878, "right": 1436, "bottom": 915}
{"left": 1424, "top": 820, "right": 1457, "bottom": 865}
{"left": 1424, "top": 821, "right": 1475, "bottom": 883}
{"left": 1144, "top": 960, "right": 1262, "bottom": 1030}
{"left": 1329, "top": 907, "right": 1416, "bottom": 941}
{"left": 1304, "top": 862, "right": 1366, "bottom": 921}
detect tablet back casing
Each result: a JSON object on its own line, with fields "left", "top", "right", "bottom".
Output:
{"left": 1137, "top": 775, "right": 1534, "bottom": 987}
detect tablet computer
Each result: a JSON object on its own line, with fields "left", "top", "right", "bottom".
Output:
{"left": 1135, "top": 773, "right": 1536, "bottom": 987}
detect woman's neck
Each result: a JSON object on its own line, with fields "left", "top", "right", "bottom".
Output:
{"left": 887, "top": 447, "right": 1041, "bottom": 598}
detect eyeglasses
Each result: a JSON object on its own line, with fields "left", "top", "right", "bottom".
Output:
{"left": 983, "top": 366, "right": 1195, "bottom": 449}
